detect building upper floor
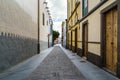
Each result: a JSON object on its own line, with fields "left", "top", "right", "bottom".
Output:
{"left": 67, "top": 0, "right": 115, "bottom": 30}
{"left": 40, "top": 0, "right": 53, "bottom": 35}
{"left": 40, "top": 0, "right": 52, "bottom": 27}
{"left": 67, "top": 0, "right": 108, "bottom": 20}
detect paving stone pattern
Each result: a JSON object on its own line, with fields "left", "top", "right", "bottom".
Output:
{"left": 26, "top": 46, "right": 86, "bottom": 80}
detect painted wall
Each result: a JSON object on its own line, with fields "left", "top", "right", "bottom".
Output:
{"left": 0, "top": 0, "right": 37, "bottom": 72}
{"left": 88, "top": 0, "right": 101, "bottom": 12}
{"left": 15, "top": 0, "right": 37, "bottom": 23}
{"left": 67, "top": 0, "right": 81, "bottom": 52}
{"left": 67, "top": 0, "right": 120, "bottom": 76}
{"left": 0, "top": 0, "right": 37, "bottom": 38}
{"left": 62, "top": 21, "right": 66, "bottom": 48}
{"left": 67, "top": 0, "right": 116, "bottom": 58}
{"left": 79, "top": 0, "right": 116, "bottom": 56}
{"left": 40, "top": 0, "right": 52, "bottom": 51}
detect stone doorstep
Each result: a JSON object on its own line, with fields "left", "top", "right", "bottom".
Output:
{"left": 59, "top": 45, "right": 119, "bottom": 80}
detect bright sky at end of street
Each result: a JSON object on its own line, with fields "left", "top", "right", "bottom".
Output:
{"left": 47, "top": 0, "right": 67, "bottom": 38}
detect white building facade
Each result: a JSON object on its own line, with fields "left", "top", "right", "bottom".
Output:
{"left": 40, "top": 0, "right": 53, "bottom": 51}
{"left": 61, "top": 21, "right": 66, "bottom": 48}
{"left": 0, "top": 0, "right": 53, "bottom": 73}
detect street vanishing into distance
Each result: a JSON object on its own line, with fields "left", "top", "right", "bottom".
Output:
{"left": 0, "top": 0, "right": 120, "bottom": 80}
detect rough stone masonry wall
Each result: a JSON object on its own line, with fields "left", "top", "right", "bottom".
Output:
{"left": 0, "top": 0, "right": 37, "bottom": 72}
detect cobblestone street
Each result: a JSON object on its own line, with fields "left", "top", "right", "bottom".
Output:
{"left": 25, "top": 46, "right": 86, "bottom": 80}
{"left": 1, "top": 0, "right": 120, "bottom": 80}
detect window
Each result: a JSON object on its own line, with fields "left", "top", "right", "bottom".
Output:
{"left": 50, "top": 25, "right": 52, "bottom": 34}
{"left": 82, "top": 0, "right": 88, "bottom": 16}
{"left": 43, "top": 13, "right": 45, "bottom": 25}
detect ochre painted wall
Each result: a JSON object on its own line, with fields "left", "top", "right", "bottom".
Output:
{"left": 79, "top": 0, "right": 116, "bottom": 56}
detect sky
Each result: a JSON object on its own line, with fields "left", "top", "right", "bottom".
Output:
{"left": 47, "top": 0, "right": 67, "bottom": 37}
{"left": 15, "top": 0, "right": 67, "bottom": 37}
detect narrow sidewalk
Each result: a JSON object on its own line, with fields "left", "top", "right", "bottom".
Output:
{"left": 60, "top": 45, "right": 119, "bottom": 80}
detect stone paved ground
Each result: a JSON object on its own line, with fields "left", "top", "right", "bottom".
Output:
{"left": 25, "top": 46, "right": 86, "bottom": 80}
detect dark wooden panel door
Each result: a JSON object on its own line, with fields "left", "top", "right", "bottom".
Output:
{"left": 83, "top": 23, "right": 88, "bottom": 57}
{"left": 105, "top": 8, "right": 118, "bottom": 73}
{"left": 113, "top": 8, "right": 118, "bottom": 72}
{"left": 75, "top": 28, "right": 78, "bottom": 52}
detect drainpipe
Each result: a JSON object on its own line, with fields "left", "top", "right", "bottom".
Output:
{"left": 37, "top": 0, "right": 40, "bottom": 54}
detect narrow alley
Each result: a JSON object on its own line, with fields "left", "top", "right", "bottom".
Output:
{"left": 0, "top": 45, "right": 118, "bottom": 80}
{"left": 0, "top": 0, "right": 120, "bottom": 80}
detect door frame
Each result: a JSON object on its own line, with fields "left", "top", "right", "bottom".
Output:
{"left": 117, "top": 0, "right": 120, "bottom": 77}
{"left": 82, "top": 20, "right": 88, "bottom": 57}
{"left": 101, "top": 2, "right": 118, "bottom": 72}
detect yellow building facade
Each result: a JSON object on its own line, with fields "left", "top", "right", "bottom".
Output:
{"left": 66, "top": 0, "right": 120, "bottom": 78}
{"left": 67, "top": 0, "right": 81, "bottom": 53}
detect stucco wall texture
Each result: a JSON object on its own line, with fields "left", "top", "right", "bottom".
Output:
{"left": 39, "top": 0, "right": 52, "bottom": 51}
{"left": 0, "top": 0, "right": 38, "bottom": 72}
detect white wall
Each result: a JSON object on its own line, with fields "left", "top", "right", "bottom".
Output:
{"left": 0, "top": 0, "right": 37, "bottom": 39}
{"left": 15, "top": 0, "right": 37, "bottom": 23}
{"left": 40, "top": 0, "right": 52, "bottom": 51}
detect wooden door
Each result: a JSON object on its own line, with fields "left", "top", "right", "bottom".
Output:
{"left": 75, "top": 28, "right": 77, "bottom": 52}
{"left": 83, "top": 24, "right": 88, "bottom": 57}
{"left": 105, "top": 8, "right": 118, "bottom": 73}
